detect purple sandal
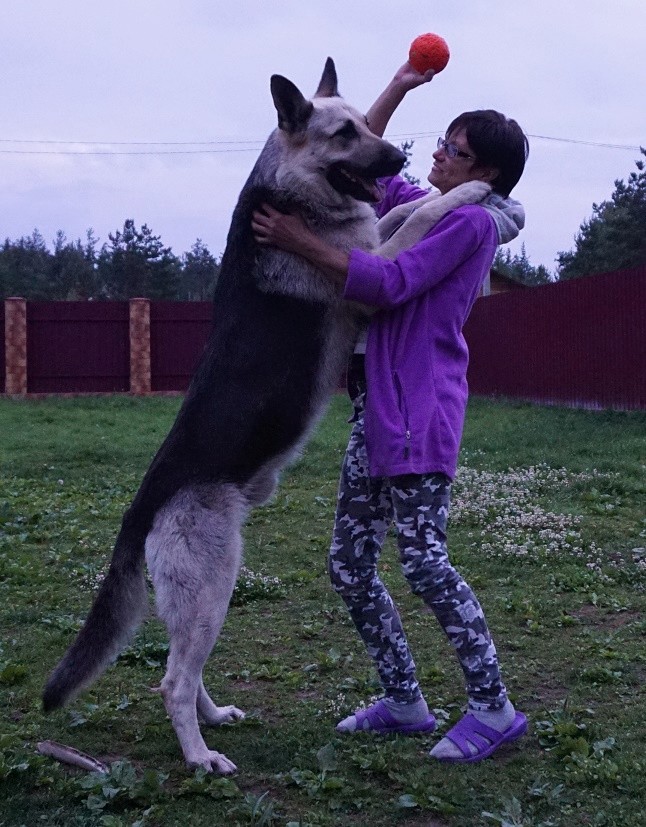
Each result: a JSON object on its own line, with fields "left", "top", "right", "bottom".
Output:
{"left": 338, "top": 699, "right": 436, "bottom": 734}
{"left": 436, "top": 711, "right": 528, "bottom": 763}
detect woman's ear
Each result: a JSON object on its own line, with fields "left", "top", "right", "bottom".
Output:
{"left": 476, "top": 165, "right": 500, "bottom": 186}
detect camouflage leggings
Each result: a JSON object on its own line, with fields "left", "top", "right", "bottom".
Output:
{"left": 329, "top": 402, "right": 508, "bottom": 711}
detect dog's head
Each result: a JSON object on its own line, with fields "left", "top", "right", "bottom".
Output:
{"left": 269, "top": 59, "right": 406, "bottom": 204}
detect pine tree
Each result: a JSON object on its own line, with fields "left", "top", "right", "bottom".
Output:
{"left": 180, "top": 239, "right": 221, "bottom": 300}
{"left": 0, "top": 230, "right": 51, "bottom": 299}
{"left": 557, "top": 149, "right": 646, "bottom": 279}
{"left": 492, "top": 245, "right": 553, "bottom": 286}
{"left": 399, "top": 140, "right": 422, "bottom": 187}
{"left": 49, "top": 231, "right": 99, "bottom": 299}
{"left": 98, "top": 219, "right": 180, "bottom": 299}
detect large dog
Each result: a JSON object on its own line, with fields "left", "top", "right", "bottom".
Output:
{"left": 42, "top": 59, "right": 406, "bottom": 774}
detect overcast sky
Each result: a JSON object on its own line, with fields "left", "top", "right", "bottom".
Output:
{"left": 2, "top": 0, "right": 644, "bottom": 274}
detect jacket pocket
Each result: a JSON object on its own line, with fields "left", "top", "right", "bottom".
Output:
{"left": 393, "top": 371, "right": 411, "bottom": 459}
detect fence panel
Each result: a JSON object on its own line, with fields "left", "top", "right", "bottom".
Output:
{"left": 150, "top": 302, "right": 213, "bottom": 392}
{"left": 0, "top": 303, "right": 5, "bottom": 391}
{"left": 464, "top": 267, "right": 646, "bottom": 410}
{"left": 26, "top": 302, "right": 130, "bottom": 393}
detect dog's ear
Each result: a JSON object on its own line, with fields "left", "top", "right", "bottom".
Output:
{"left": 270, "top": 75, "right": 314, "bottom": 134}
{"left": 314, "top": 57, "right": 339, "bottom": 98}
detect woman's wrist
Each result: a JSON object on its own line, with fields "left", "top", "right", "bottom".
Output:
{"left": 297, "top": 233, "right": 350, "bottom": 288}
{"left": 366, "top": 64, "right": 432, "bottom": 137}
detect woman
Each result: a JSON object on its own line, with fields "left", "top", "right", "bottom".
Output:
{"left": 252, "top": 61, "right": 528, "bottom": 763}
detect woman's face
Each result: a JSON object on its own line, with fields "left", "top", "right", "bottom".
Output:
{"left": 427, "top": 128, "right": 497, "bottom": 195}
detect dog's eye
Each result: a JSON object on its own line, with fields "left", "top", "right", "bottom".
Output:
{"left": 333, "top": 121, "right": 359, "bottom": 141}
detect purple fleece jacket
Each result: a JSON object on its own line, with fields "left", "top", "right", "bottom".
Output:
{"left": 343, "top": 176, "right": 498, "bottom": 479}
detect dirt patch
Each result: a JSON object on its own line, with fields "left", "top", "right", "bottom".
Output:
{"left": 227, "top": 679, "right": 256, "bottom": 691}
{"left": 524, "top": 674, "right": 569, "bottom": 708}
{"left": 570, "top": 606, "right": 641, "bottom": 630}
{"left": 295, "top": 689, "right": 319, "bottom": 701}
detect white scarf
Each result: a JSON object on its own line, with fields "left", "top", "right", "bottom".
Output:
{"left": 374, "top": 181, "right": 525, "bottom": 260}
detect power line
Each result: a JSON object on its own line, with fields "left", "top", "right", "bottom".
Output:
{"left": 391, "top": 132, "right": 642, "bottom": 152}
{"left": 0, "top": 147, "right": 263, "bottom": 155}
{"left": 526, "top": 134, "right": 639, "bottom": 151}
{"left": 0, "top": 132, "right": 641, "bottom": 155}
{"left": 0, "top": 138, "right": 265, "bottom": 145}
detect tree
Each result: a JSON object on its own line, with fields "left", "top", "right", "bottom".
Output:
{"left": 557, "top": 148, "right": 646, "bottom": 280}
{"left": 49, "top": 230, "right": 100, "bottom": 299}
{"left": 0, "top": 230, "right": 51, "bottom": 299}
{"left": 98, "top": 219, "right": 180, "bottom": 299}
{"left": 493, "top": 245, "right": 553, "bottom": 286}
{"left": 399, "top": 139, "right": 422, "bottom": 187}
{"left": 78, "top": 229, "right": 101, "bottom": 299}
{"left": 179, "top": 239, "right": 220, "bottom": 300}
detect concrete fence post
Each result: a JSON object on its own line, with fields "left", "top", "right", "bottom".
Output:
{"left": 129, "top": 297, "right": 151, "bottom": 395}
{"left": 4, "top": 298, "right": 28, "bottom": 396}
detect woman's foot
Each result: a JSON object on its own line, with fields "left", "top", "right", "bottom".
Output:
{"left": 430, "top": 700, "right": 527, "bottom": 762}
{"left": 336, "top": 697, "right": 436, "bottom": 734}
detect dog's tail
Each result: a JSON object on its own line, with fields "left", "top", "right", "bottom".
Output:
{"left": 43, "top": 525, "right": 148, "bottom": 712}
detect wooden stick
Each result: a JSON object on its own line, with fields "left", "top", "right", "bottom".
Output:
{"left": 36, "top": 740, "right": 109, "bottom": 774}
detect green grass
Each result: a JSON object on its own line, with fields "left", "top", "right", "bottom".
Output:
{"left": 1, "top": 394, "right": 645, "bottom": 827}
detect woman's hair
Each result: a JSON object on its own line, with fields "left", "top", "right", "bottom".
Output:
{"left": 446, "top": 110, "right": 529, "bottom": 197}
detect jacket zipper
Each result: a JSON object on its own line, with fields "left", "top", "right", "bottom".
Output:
{"left": 393, "top": 372, "right": 411, "bottom": 459}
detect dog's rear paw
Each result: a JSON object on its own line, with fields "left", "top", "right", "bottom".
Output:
{"left": 221, "top": 704, "right": 245, "bottom": 723}
{"left": 200, "top": 704, "right": 245, "bottom": 726}
{"left": 189, "top": 750, "right": 238, "bottom": 775}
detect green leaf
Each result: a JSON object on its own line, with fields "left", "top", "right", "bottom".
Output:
{"left": 0, "top": 664, "right": 28, "bottom": 685}
{"left": 316, "top": 742, "right": 337, "bottom": 774}
{"left": 397, "top": 793, "right": 419, "bottom": 809}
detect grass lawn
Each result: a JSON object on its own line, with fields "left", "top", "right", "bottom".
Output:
{"left": 0, "top": 393, "right": 645, "bottom": 826}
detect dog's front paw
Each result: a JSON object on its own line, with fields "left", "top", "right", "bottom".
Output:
{"left": 188, "top": 749, "right": 238, "bottom": 775}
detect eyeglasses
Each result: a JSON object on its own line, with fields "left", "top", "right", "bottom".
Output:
{"left": 436, "top": 137, "right": 475, "bottom": 160}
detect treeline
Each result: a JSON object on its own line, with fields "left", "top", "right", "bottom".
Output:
{"left": 493, "top": 245, "right": 553, "bottom": 286}
{"left": 3, "top": 149, "right": 644, "bottom": 299}
{"left": 0, "top": 220, "right": 221, "bottom": 301}
{"left": 556, "top": 148, "right": 646, "bottom": 280}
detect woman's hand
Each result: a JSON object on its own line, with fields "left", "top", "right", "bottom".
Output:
{"left": 251, "top": 203, "right": 350, "bottom": 289}
{"left": 252, "top": 204, "right": 311, "bottom": 255}
{"left": 393, "top": 61, "right": 435, "bottom": 90}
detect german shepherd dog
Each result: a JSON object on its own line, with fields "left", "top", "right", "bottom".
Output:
{"left": 43, "top": 59, "right": 405, "bottom": 773}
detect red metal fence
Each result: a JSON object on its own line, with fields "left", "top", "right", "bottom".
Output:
{"left": 0, "top": 302, "right": 4, "bottom": 391}
{"left": 464, "top": 267, "right": 646, "bottom": 410}
{"left": 27, "top": 301, "right": 130, "bottom": 393}
{"left": 3, "top": 266, "right": 645, "bottom": 409}
{"left": 150, "top": 302, "right": 213, "bottom": 392}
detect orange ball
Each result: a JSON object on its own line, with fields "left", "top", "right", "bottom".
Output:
{"left": 408, "top": 33, "right": 450, "bottom": 74}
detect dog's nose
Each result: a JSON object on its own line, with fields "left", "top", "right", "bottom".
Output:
{"left": 386, "top": 146, "right": 407, "bottom": 176}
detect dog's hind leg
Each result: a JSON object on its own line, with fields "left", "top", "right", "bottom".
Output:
{"left": 145, "top": 485, "right": 246, "bottom": 774}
